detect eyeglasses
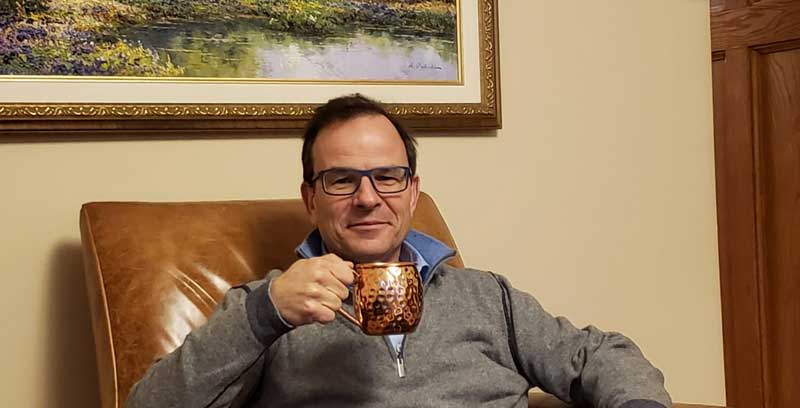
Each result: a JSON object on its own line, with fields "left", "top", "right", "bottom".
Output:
{"left": 311, "top": 166, "right": 412, "bottom": 196}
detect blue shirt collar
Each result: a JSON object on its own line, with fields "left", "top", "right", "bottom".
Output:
{"left": 295, "top": 228, "right": 456, "bottom": 282}
{"left": 400, "top": 241, "right": 429, "bottom": 280}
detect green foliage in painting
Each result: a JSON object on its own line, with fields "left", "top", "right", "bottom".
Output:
{"left": 253, "top": 0, "right": 456, "bottom": 34}
{"left": 255, "top": 0, "right": 351, "bottom": 33}
{"left": 0, "top": 0, "right": 181, "bottom": 75}
{"left": 0, "top": 0, "right": 457, "bottom": 76}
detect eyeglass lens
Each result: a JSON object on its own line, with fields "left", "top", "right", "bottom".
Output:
{"left": 322, "top": 167, "right": 408, "bottom": 195}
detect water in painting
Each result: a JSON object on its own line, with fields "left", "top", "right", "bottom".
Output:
{"left": 0, "top": 0, "right": 459, "bottom": 81}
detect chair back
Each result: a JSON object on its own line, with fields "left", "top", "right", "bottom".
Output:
{"left": 79, "top": 192, "right": 462, "bottom": 408}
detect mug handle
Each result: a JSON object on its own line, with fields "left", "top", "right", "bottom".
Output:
{"left": 337, "top": 269, "right": 361, "bottom": 327}
{"left": 337, "top": 308, "right": 361, "bottom": 327}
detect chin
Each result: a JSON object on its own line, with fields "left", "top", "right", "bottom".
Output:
{"left": 346, "top": 245, "right": 394, "bottom": 263}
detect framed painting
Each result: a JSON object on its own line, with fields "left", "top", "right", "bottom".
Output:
{"left": 0, "top": 0, "right": 499, "bottom": 137}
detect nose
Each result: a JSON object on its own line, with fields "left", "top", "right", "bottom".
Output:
{"left": 353, "top": 175, "right": 381, "bottom": 209}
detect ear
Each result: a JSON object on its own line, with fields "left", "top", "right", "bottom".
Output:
{"left": 300, "top": 181, "right": 318, "bottom": 225}
{"left": 409, "top": 175, "right": 420, "bottom": 214}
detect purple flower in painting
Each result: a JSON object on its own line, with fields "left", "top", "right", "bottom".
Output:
{"left": 15, "top": 26, "right": 46, "bottom": 41}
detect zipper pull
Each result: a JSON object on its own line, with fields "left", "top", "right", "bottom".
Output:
{"left": 395, "top": 350, "right": 406, "bottom": 378}
{"left": 385, "top": 335, "right": 407, "bottom": 378}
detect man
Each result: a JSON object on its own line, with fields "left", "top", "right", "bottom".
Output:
{"left": 127, "top": 94, "right": 672, "bottom": 408}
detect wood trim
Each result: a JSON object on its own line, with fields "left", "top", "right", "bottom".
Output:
{"left": 712, "top": 48, "right": 766, "bottom": 408}
{"left": 711, "top": 0, "right": 800, "bottom": 51}
{"left": 752, "top": 37, "right": 800, "bottom": 54}
{"left": 729, "top": 0, "right": 752, "bottom": 10}
{"left": 749, "top": 48, "right": 771, "bottom": 408}
{"left": 711, "top": 0, "right": 753, "bottom": 13}
{"left": 748, "top": 41, "right": 800, "bottom": 408}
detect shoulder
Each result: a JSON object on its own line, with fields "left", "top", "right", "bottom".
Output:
{"left": 433, "top": 263, "right": 495, "bottom": 284}
{"left": 429, "top": 263, "right": 507, "bottom": 302}
{"left": 431, "top": 264, "right": 546, "bottom": 312}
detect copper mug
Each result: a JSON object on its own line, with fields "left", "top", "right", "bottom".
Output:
{"left": 337, "top": 262, "right": 423, "bottom": 335}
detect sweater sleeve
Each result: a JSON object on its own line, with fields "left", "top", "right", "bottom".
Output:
{"left": 498, "top": 274, "right": 672, "bottom": 408}
{"left": 125, "top": 274, "right": 291, "bottom": 408}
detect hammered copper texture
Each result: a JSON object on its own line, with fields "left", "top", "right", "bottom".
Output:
{"left": 353, "top": 263, "right": 422, "bottom": 335}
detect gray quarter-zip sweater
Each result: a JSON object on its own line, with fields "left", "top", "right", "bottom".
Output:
{"left": 127, "top": 230, "right": 671, "bottom": 408}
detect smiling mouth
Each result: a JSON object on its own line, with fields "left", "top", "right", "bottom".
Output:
{"left": 349, "top": 221, "right": 389, "bottom": 229}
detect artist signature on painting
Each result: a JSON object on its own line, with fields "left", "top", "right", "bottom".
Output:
{"left": 408, "top": 62, "right": 443, "bottom": 70}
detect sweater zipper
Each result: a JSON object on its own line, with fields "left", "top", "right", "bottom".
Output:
{"left": 388, "top": 254, "right": 453, "bottom": 378}
{"left": 393, "top": 336, "right": 407, "bottom": 378}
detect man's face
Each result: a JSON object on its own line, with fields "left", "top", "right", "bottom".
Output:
{"left": 301, "top": 114, "right": 419, "bottom": 263}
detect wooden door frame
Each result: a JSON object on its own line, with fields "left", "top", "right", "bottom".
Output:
{"left": 711, "top": 2, "right": 800, "bottom": 408}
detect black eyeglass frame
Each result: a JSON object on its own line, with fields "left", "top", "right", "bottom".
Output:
{"left": 310, "top": 166, "right": 413, "bottom": 196}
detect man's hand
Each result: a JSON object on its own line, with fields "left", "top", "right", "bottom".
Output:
{"left": 270, "top": 254, "right": 355, "bottom": 327}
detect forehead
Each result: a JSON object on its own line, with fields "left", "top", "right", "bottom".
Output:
{"left": 312, "top": 114, "right": 408, "bottom": 170}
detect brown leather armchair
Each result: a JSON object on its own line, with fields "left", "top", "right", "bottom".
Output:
{"left": 80, "top": 192, "right": 719, "bottom": 408}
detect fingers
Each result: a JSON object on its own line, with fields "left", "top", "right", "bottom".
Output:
{"left": 291, "top": 290, "right": 340, "bottom": 325}
{"left": 325, "top": 280, "right": 350, "bottom": 301}
{"left": 311, "top": 306, "right": 337, "bottom": 324}
{"left": 312, "top": 254, "right": 354, "bottom": 300}
{"left": 305, "top": 283, "right": 344, "bottom": 312}
{"left": 290, "top": 297, "right": 338, "bottom": 326}
{"left": 270, "top": 255, "right": 356, "bottom": 327}
{"left": 320, "top": 253, "right": 355, "bottom": 286}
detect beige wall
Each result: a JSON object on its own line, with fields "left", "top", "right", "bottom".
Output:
{"left": 0, "top": 1, "right": 723, "bottom": 406}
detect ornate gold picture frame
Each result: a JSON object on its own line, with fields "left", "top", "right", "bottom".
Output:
{"left": 0, "top": 0, "right": 499, "bottom": 137}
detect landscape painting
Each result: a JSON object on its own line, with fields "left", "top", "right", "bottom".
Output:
{"left": 0, "top": 0, "right": 459, "bottom": 81}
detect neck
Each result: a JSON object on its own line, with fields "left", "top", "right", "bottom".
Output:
{"left": 353, "top": 248, "right": 401, "bottom": 264}
{"left": 337, "top": 245, "right": 402, "bottom": 264}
